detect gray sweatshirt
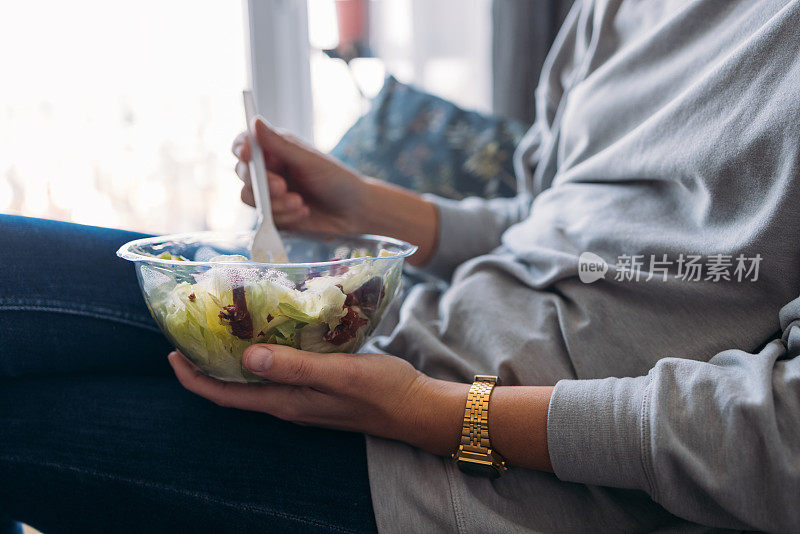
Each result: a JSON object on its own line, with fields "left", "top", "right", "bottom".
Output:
{"left": 362, "top": 0, "right": 800, "bottom": 532}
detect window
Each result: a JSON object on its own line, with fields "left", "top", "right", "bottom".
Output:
{"left": 0, "top": 0, "right": 252, "bottom": 233}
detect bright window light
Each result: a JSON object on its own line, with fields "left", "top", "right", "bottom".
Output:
{"left": 0, "top": 0, "right": 253, "bottom": 234}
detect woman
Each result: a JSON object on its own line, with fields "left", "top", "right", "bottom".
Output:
{"left": 2, "top": 0, "right": 800, "bottom": 532}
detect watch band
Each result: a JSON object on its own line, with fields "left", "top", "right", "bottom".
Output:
{"left": 460, "top": 375, "right": 496, "bottom": 449}
{"left": 453, "top": 374, "right": 508, "bottom": 477}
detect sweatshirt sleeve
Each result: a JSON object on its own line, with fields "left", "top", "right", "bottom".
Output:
{"left": 420, "top": 193, "right": 533, "bottom": 280}
{"left": 546, "top": 295, "right": 800, "bottom": 533}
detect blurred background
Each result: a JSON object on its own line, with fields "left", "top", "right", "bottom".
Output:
{"left": 0, "top": 0, "right": 570, "bottom": 237}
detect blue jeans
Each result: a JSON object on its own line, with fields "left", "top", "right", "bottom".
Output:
{"left": 0, "top": 215, "right": 377, "bottom": 534}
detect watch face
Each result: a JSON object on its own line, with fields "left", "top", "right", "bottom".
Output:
{"left": 457, "top": 460, "right": 501, "bottom": 479}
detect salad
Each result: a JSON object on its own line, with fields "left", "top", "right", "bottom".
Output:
{"left": 147, "top": 250, "right": 400, "bottom": 382}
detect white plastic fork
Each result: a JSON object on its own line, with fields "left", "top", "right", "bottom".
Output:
{"left": 243, "top": 90, "right": 288, "bottom": 263}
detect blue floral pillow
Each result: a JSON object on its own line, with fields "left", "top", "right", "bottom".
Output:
{"left": 330, "top": 76, "right": 529, "bottom": 199}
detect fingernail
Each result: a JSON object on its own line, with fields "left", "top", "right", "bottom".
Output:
{"left": 245, "top": 346, "right": 273, "bottom": 372}
{"left": 254, "top": 115, "right": 277, "bottom": 131}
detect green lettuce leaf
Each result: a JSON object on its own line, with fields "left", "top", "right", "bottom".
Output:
{"left": 275, "top": 302, "right": 317, "bottom": 323}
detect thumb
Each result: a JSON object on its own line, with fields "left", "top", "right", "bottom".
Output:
{"left": 243, "top": 344, "right": 346, "bottom": 386}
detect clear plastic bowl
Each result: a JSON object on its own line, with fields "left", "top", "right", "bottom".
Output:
{"left": 117, "top": 231, "right": 416, "bottom": 382}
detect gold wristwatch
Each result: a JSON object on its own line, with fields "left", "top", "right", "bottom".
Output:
{"left": 452, "top": 375, "right": 508, "bottom": 478}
